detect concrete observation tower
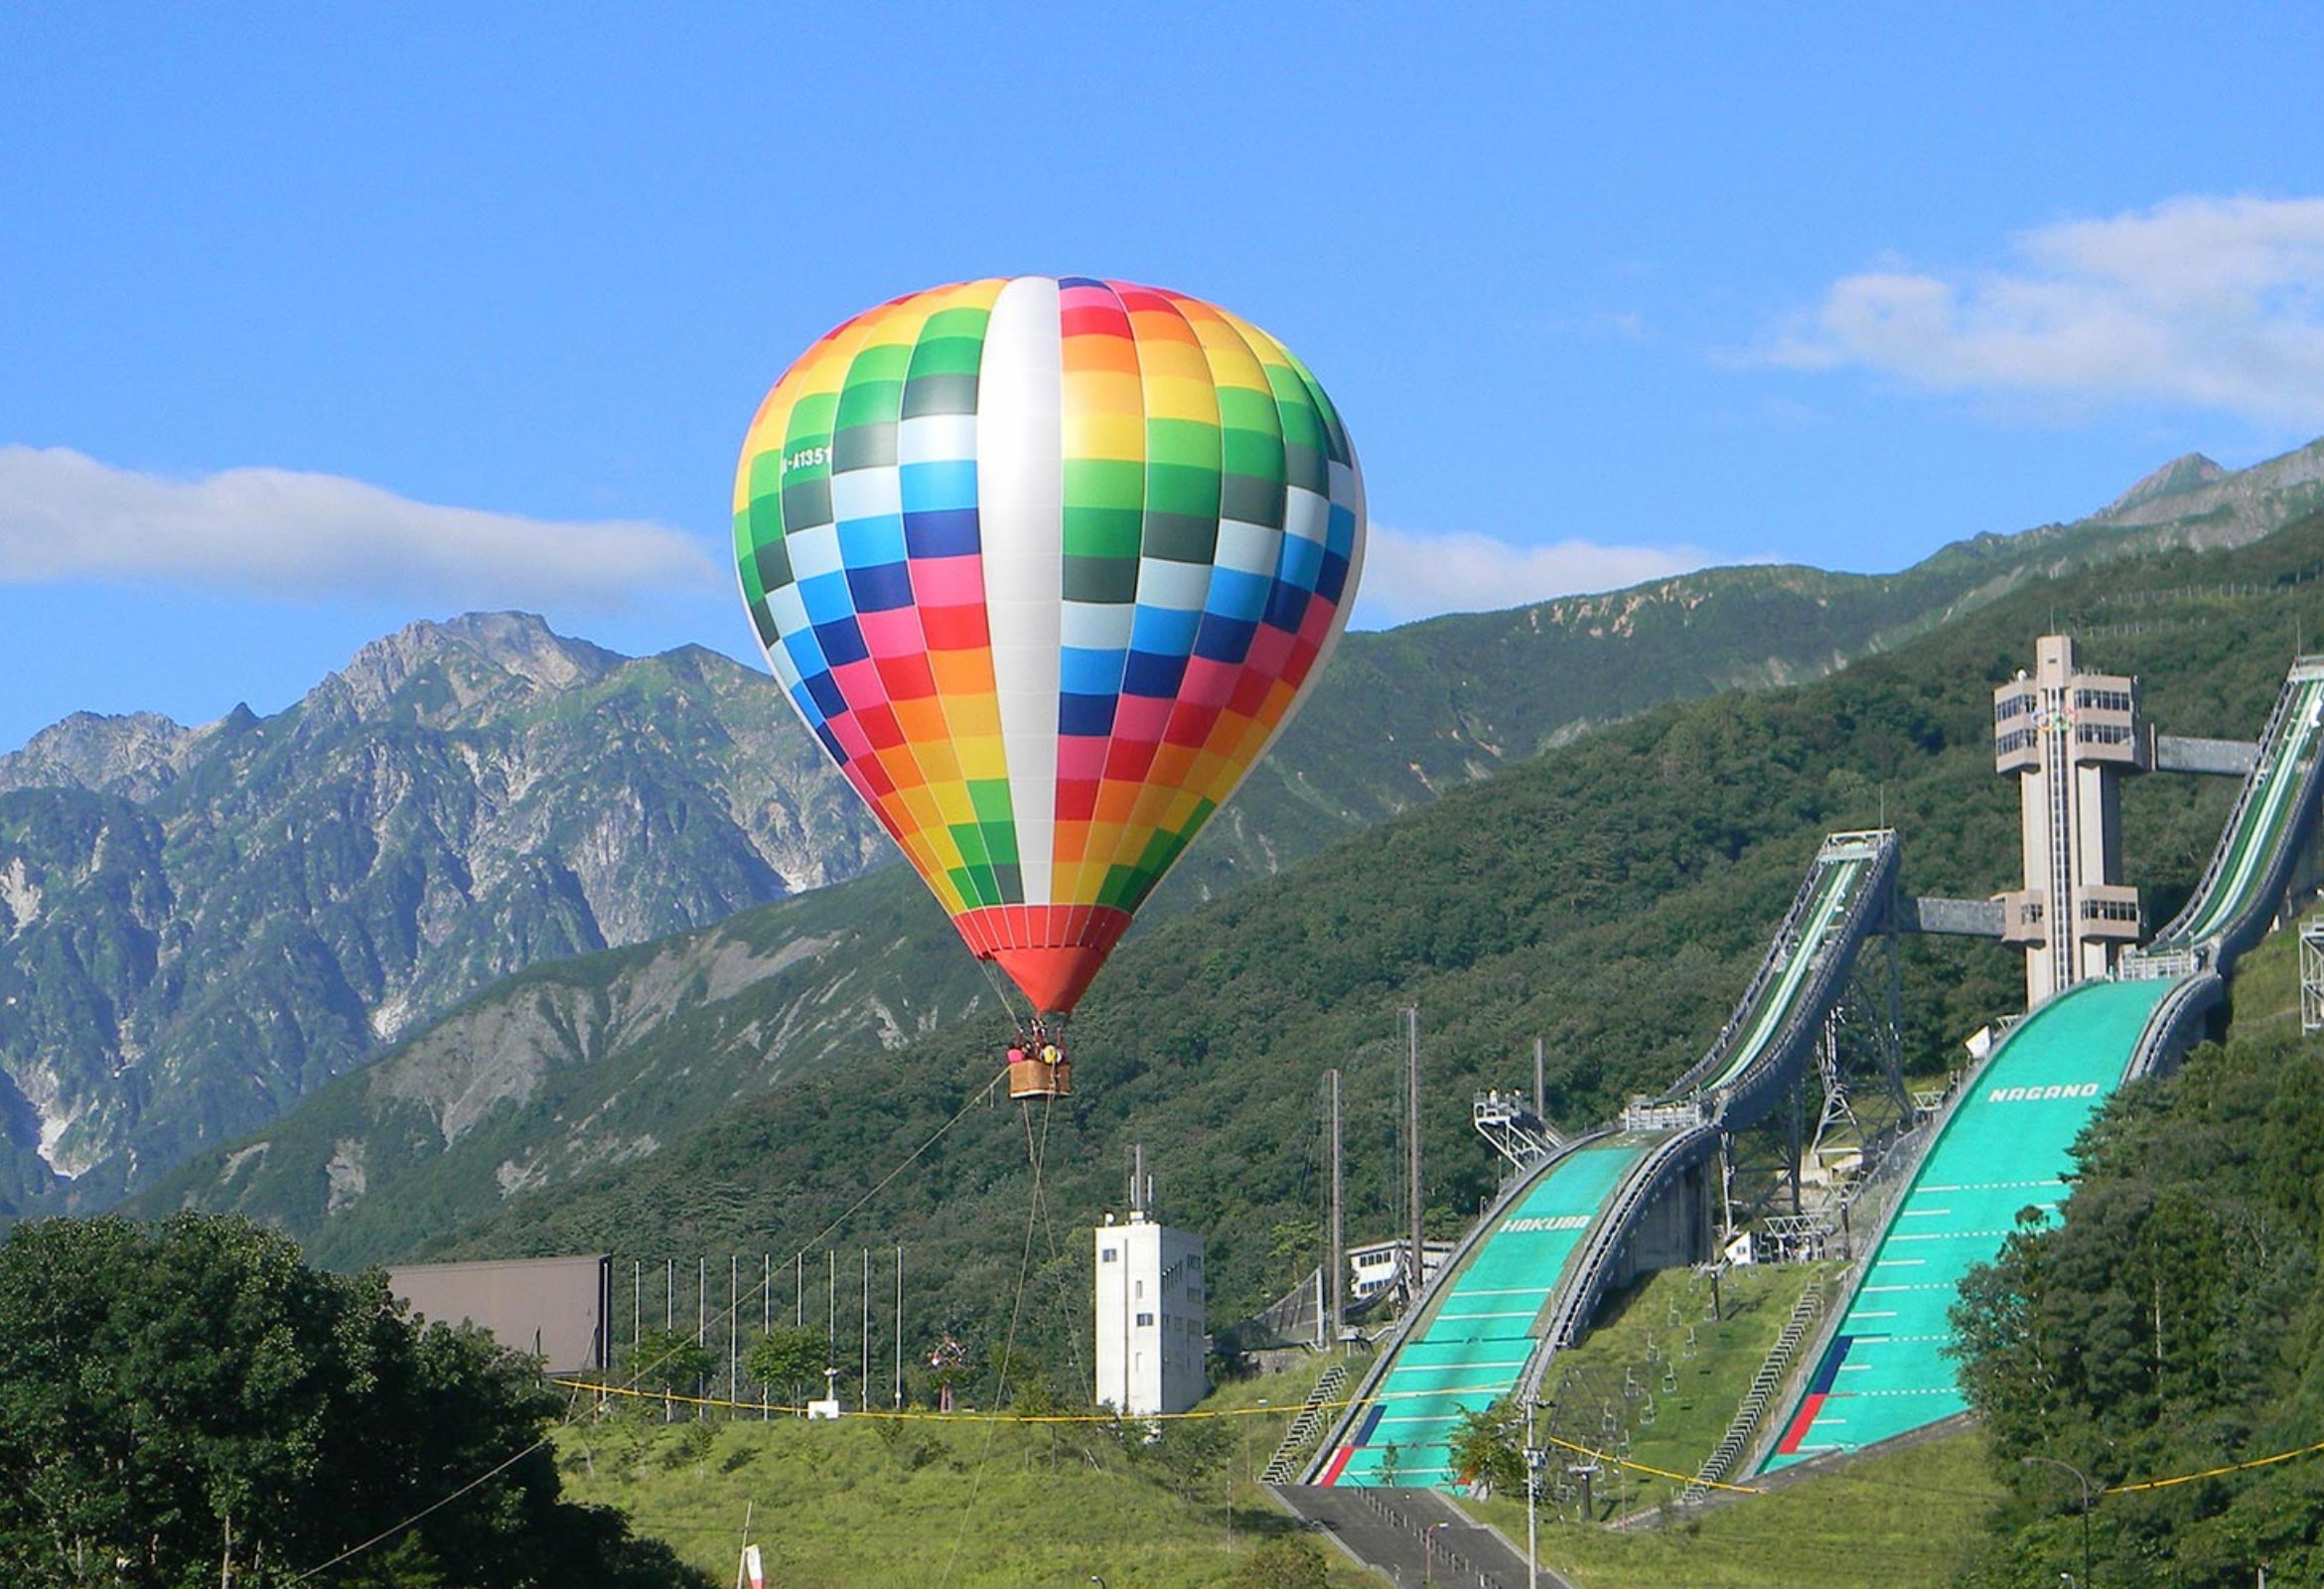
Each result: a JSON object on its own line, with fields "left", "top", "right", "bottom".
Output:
{"left": 1994, "top": 635, "right": 2147, "bottom": 1004}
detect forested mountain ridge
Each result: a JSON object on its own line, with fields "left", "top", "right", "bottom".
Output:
{"left": 133, "top": 509, "right": 2324, "bottom": 1362}
{"left": 15, "top": 436, "right": 2323, "bottom": 1218}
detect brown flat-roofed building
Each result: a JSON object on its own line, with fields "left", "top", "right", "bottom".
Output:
{"left": 387, "top": 1254, "right": 612, "bottom": 1374}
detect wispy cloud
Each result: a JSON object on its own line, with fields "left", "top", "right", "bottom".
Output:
{"left": 1763, "top": 195, "right": 2324, "bottom": 428}
{"left": 0, "top": 446, "right": 716, "bottom": 606}
{"left": 1352, "top": 524, "right": 1736, "bottom": 628}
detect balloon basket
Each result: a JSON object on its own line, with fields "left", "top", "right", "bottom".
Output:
{"left": 1008, "top": 1056, "right": 1072, "bottom": 1099}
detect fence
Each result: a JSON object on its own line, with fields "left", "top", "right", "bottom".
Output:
{"left": 608, "top": 1249, "right": 912, "bottom": 1418}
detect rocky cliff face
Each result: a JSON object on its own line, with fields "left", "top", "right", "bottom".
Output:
{"left": 0, "top": 711, "right": 224, "bottom": 802}
{"left": 0, "top": 614, "right": 890, "bottom": 1209}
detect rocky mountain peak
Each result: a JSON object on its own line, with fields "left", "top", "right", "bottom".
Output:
{"left": 0, "top": 710, "right": 212, "bottom": 800}
{"left": 331, "top": 612, "right": 625, "bottom": 720}
{"left": 2100, "top": 452, "right": 2228, "bottom": 519}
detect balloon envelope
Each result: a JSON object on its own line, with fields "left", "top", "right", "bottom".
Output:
{"left": 734, "top": 276, "right": 1364, "bottom": 1014}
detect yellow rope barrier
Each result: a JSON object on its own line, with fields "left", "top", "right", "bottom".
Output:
{"left": 552, "top": 1376, "right": 1309, "bottom": 1420}
{"left": 1529, "top": 1430, "right": 1764, "bottom": 1495}
{"left": 549, "top": 1376, "right": 1771, "bottom": 1493}
{"left": 556, "top": 1372, "right": 2324, "bottom": 1501}
{"left": 2100, "top": 1434, "right": 2324, "bottom": 1495}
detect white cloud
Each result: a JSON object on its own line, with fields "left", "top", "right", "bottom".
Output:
{"left": 0, "top": 446, "right": 717, "bottom": 606}
{"left": 1352, "top": 524, "right": 1734, "bottom": 628}
{"left": 1765, "top": 195, "right": 2324, "bottom": 428}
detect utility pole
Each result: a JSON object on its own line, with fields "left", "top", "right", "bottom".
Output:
{"left": 1326, "top": 1068, "right": 1345, "bottom": 1353}
{"left": 894, "top": 1244, "right": 904, "bottom": 1409}
{"left": 861, "top": 1247, "right": 871, "bottom": 1412}
{"left": 1533, "top": 1036, "right": 1545, "bottom": 1120}
{"left": 1525, "top": 1398, "right": 1543, "bottom": 1589}
{"left": 1406, "top": 1006, "right": 1423, "bottom": 1304}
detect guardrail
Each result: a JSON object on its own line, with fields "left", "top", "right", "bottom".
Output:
{"left": 2148, "top": 661, "right": 2324, "bottom": 955}
{"left": 1705, "top": 834, "right": 1901, "bottom": 1132}
{"left": 2154, "top": 669, "right": 2306, "bottom": 939}
{"left": 1298, "top": 1125, "right": 1616, "bottom": 1483}
{"left": 1513, "top": 1125, "right": 1717, "bottom": 1407}
{"left": 1654, "top": 847, "right": 1845, "bottom": 1101}
{"left": 2120, "top": 970, "right": 2225, "bottom": 1084}
{"left": 1658, "top": 831, "right": 1898, "bottom": 1107}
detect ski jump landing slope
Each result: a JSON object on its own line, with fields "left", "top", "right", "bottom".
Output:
{"left": 1309, "top": 830, "right": 1897, "bottom": 1489}
{"left": 1761, "top": 655, "right": 2324, "bottom": 1473}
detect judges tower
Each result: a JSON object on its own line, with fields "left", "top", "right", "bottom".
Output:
{"left": 1995, "top": 635, "right": 2148, "bottom": 1004}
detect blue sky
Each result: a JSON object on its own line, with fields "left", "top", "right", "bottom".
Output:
{"left": 6, "top": 3, "right": 2324, "bottom": 751}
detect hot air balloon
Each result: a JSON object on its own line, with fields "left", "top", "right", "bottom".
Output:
{"left": 734, "top": 277, "right": 1364, "bottom": 1096}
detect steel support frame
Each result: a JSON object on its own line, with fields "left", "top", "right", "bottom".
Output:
{"left": 2303, "top": 919, "right": 2324, "bottom": 1036}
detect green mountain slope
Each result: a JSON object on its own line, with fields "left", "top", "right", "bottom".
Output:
{"left": 23, "top": 437, "right": 2324, "bottom": 1216}
{"left": 134, "top": 508, "right": 2324, "bottom": 1358}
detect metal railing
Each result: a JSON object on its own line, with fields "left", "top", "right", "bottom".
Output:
{"left": 2147, "top": 661, "right": 2324, "bottom": 952}
{"left": 1261, "top": 1365, "right": 1350, "bottom": 1483}
{"left": 1703, "top": 835, "right": 1901, "bottom": 1131}
{"left": 1514, "top": 1125, "right": 1715, "bottom": 1407}
{"left": 1682, "top": 1279, "right": 1823, "bottom": 1505}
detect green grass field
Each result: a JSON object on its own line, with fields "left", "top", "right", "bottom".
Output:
{"left": 1525, "top": 1261, "right": 1832, "bottom": 1517}
{"left": 1476, "top": 1425, "right": 2002, "bottom": 1588}
{"left": 557, "top": 1260, "right": 1998, "bottom": 1587}
{"left": 556, "top": 1355, "right": 1380, "bottom": 1588}
{"left": 2224, "top": 905, "right": 2315, "bottom": 1044}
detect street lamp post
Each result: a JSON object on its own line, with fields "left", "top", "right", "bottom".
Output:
{"left": 2020, "top": 1455, "right": 2095, "bottom": 1588}
{"left": 1423, "top": 1520, "right": 1449, "bottom": 1585}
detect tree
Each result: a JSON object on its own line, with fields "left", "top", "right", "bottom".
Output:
{"left": 0, "top": 1213, "right": 708, "bottom": 1587}
{"left": 628, "top": 1327, "right": 719, "bottom": 1421}
{"left": 1223, "top": 1533, "right": 1332, "bottom": 1589}
{"left": 1446, "top": 1398, "right": 1527, "bottom": 1495}
{"left": 745, "top": 1325, "right": 826, "bottom": 1409}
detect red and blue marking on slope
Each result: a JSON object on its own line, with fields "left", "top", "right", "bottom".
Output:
{"left": 1773, "top": 1334, "right": 1856, "bottom": 1457}
{"left": 1316, "top": 1403, "right": 1386, "bottom": 1485}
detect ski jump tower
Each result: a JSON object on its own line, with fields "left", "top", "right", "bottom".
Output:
{"left": 1995, "top": 635, "right": 2148, "bottom": 1004}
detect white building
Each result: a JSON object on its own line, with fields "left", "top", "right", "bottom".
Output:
{"left": 1093, "top": 1211, "right": 1206, "bottom": 1416}
{"left": 1347, "top": 1237, "right": 1454, "bottom": 1304}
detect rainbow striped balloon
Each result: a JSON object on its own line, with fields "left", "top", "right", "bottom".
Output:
{"left": 734, "top": 277, "right": 1364, "bottom": 1016}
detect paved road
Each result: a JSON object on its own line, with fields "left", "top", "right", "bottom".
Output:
{"left": 1273, "top": 1483, "right": 1574, "bottom": 1588}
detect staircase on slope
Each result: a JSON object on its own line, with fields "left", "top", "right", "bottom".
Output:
{"left": 1261, "top": 1364, "right": 1351, "bottom": 1484}
{"left": 1682, "top": 1278, "right": 1823, "bottom": 1505}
